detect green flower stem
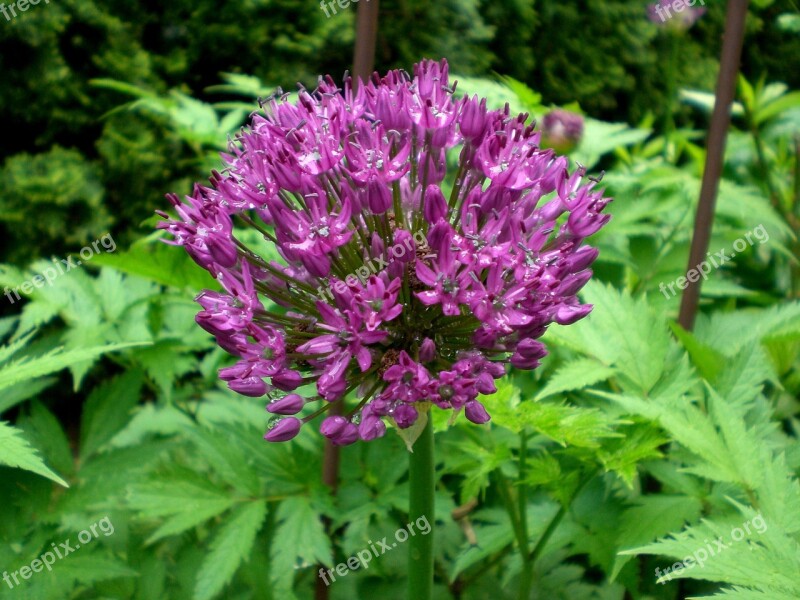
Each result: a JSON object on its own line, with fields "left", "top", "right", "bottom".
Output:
{"left": 496, "top": 470, "right": 524, "bottom": 549}
{"left": 497, "top": 460, "right": 596, "bottom": 600}
{"left": 408, "top": 414, "right": 435, "bottom": 600}
{"left": 494, "top": 438, "right": 533, "bottom": 600}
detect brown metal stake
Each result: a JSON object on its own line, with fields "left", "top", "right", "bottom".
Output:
{"left": 314, "top": 3, "right": 380, "bottom": 599}
{"left": 678, "top": 0, "right": 749, "bottom": 331}
{"left": 353, "top": 0, "right": 380, "bottom": 82}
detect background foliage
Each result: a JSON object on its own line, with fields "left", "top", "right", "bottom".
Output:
{"left": 1, "top": 1, "right": 799, "bottom": 599}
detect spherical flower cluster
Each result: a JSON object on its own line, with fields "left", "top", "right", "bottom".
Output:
{"left": 541, "top": 109, "right": 584, "bottom": 154}
{"left": 158, "top": 59, "right": 611, "bottom": 446}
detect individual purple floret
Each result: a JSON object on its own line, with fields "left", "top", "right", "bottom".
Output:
{"left": 159, "top": 59, "right": 611, "bottom": 445}
{"left": 541, "top": 109, "right": 584, "bottom": 154}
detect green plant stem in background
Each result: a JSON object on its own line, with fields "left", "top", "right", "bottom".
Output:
{"left": 495, "top": 468, "right": 531, "bottom": 599}
{"left": 794, "top": 135, "right": 800, "bottom": 298}
{"left": 498, "top": 461, "right": 595, "bottom": 600}
{"left": 408, "top": 414, "right": 435, "bottom": 600}
{"left": 663, "top": 32, "right": 680, "bottom": 160}
{"left": 527, "top": 472, "right": 594, "bottom": 566}
{"left": 517, "top": 431, "right": 533, "bottom": 600}
{"left": 743, "top": 103, "right": 800, "bottom": 297}
{"left": 743, "top": 102, "right": 781, "bottom": 208}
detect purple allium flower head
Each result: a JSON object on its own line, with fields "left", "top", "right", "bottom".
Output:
{"left": 159, "top": 59, "right": 611, "bottom": 445}
{"left": 541, "top": 109, "right": 584, "bottom": 154}
{"left": 647, "top": 0, "right": 706, "bottom": 30}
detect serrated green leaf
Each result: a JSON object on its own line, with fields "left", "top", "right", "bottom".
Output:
{"left": 597, "top": 355, "right": 773, "bottom": 490}
{"left": 597, "top": 424, "right": 666, "bottom": 487}
{"left": 535, "top": 358, "right": 617, "bottom": 400}
{"left": 66, "top": 442, "right": 170, "bottom": 511}
{"left": 0, "top": 341, "right": 147, "bottom": 394}
{"left": 17, "top": 401, "right": 74, "bottom": 478}
{"left": 623, "top": 513, "right": 800, "bottom": 595}
{"left": 498, "top": 75, "right": 543, "bottom": 111}
{"left": 194, "top": 500, "right": 267, "bottom": 600}
{"left": 0, "top": 376, "right": 57, "bottom": 414}
{"left": 715, "top": 344, "right": 774, "bottom": 408}
{"left": 572, "top": 120, "right": 651, "bottom": 169}
{"left": 270, "top": 495, "right": 332, "bottom": 593}
{"left": 522, "top": 453, "right": 562, "bottom": 486}
{"left": 80, "top": 369, "right": 145, "bottom": 461}
{"left": 452, "top": 75, "right": 528, "bottom": 115}
{"left": 92, "top": 233, "right": 219, "bottom": 292}
{"left": 517, "top": 401, "right": 620, "bottom": 448}
{"left": 483, "top": 377, "right": 618, "bottom": 447}
{"left": 109, "top": 403, "right": 196, "bottom": 448}
{"left": 128, "top": 478, "right": 238, "bottom": 544}
{"left": 670, "top": 323, "right": 726, "bottom": 383}
{"left": 694, "top": 303, "right": 800, "bottom": 357}
{"left": 445, "top": 437, "right": 512, "bottom": 500}
{"left": 182, "top": 425, "right": 262, "bottom": 496}
{"left": 611, "top": 495, "right": 703, "bottom": 580}
{"left": 57, "top": 554, "right": 139, "bottom": 581}
{"left": 708, "top": 588, "right": 800, "bottom": 600}
{"left": 478, "top": 377, "right": 521, "bottom": 431}
{"left": 0, "top": 327, "right": 34, "bottom": 363}
{"left": 545, "top": 282, "right": 670, "bottom": 394}
{"left": 24, "top": 553, "right": 138, "bottom": 599}
{"left": 132, "top": 339, "right": 198, "bottom": 401}
{"left": 0, "top": 421, "right": 68, "bottom": 486}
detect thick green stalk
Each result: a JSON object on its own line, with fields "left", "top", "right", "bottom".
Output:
{"left": 408, "top": 415, "right": 435, "bottom": 600}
